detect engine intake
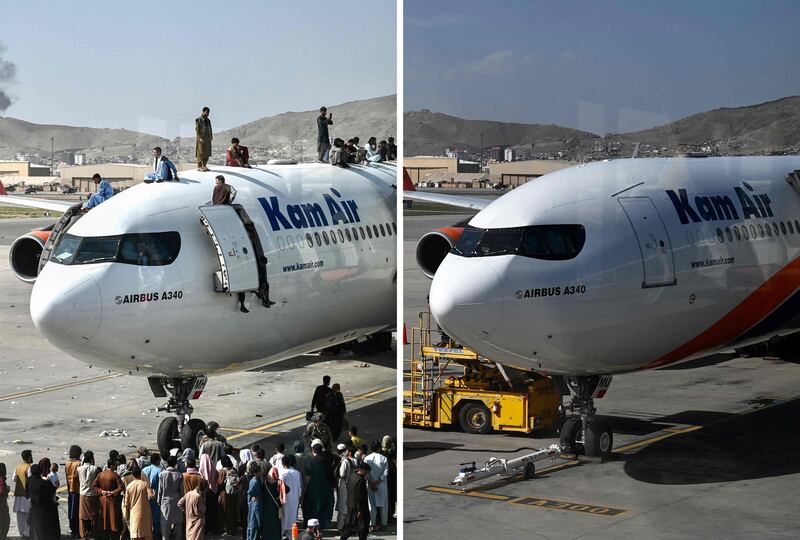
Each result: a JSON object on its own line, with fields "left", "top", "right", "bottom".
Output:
{"left": 416, "top": 227, "right": 464, "bottom": 279}
{"left": 9, "top": 231, "right": 50, "bottom": 283}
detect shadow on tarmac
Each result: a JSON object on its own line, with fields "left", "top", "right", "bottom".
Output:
{"left": 624, "top": 398, "right": 800, "bottom": 485}
{"left": 251, "top": 350, "right": 396, "bottom": 373}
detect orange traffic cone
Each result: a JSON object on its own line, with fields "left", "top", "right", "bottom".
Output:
{"left": 403, "top": 323, "right": 409, "bottom": 345}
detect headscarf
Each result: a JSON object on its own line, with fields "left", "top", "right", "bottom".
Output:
{"left": 239, "top": 448, "right": 254, "bottom": 465}
{"left": 180, "top": 447, "right": 195, "bottom": 461}
{"left": 37, "top": 458, "right": 52, "bottom": 477}
{"left": 199, "top": 453, "right": 218, "bottom": 494}
{"left": 382, "top": 436, "right": 393, "bottom": 451}
{"left": 267, "top": 466, "right": 287, "bottom": 504}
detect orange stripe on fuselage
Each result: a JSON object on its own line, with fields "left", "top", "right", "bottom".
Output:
{"left": 644, "top": 256, "right": 800, "bottom": 369}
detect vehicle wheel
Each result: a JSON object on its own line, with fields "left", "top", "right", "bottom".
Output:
{"left": 157, "top": 417, "right": 179, "bottom": 457}
{"left": 559, "top": 417, "right": 582, "bottom": 454}
{"left": 181, "top": 418, "right": 207, "bottom": 453}
{"left": 523, "top": 462, "right": 536, "bottom": 480}
{"left": 584, "top": 420, "right": 613, "bottom": 458}
{"left": 458, "top": 402, "right": 492, "bottom": 434}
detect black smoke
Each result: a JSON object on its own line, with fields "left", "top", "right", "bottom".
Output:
{"left": 0, "top": 42, "right": 17, "bottom": 113}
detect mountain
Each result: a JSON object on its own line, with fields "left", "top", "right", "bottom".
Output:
{"left": 405, "top": 96, "right": 800, "bottom": 158}
{"left": 0, "top": 94, "right": 397, "bottom": 164}
{"left": 403, "top": 110, "right": 596, "bottom": 156}
{"left": 612, "top": 95, "right": 800, "bottom": 153}
{"left": 0, "top": 117, "right": 172, "bottom": 162}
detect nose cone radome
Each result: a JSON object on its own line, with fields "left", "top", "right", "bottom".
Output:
{"left": 429, "top": 255, "right": 505, "bottom": 343}
{"left": 31, "top": 274, "right": 103, "bottom": 348}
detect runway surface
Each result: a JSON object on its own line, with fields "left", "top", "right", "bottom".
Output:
{"left": 403, "top": 213, "right": 800, "bottom": 540}
{"left": 0, "top": 217, "right": 397, "bottom": 538}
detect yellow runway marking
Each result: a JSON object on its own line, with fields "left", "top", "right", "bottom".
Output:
{"left": 224, "top": 385, "right": 394, "bottom": 441}
{"left": 423, "top": 486, "right": 512, "bottom": 500}
{"left": 613, "top": 425, "right": 702, "bottom": 454}
{"left": 0, "top": 373, "right": 123, "bottom": 402}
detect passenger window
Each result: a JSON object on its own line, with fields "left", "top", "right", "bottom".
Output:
{"left": 789, "top": 221, "right": 795, "bottom": 234}
{"left": 758, "top": 224, "right": 764, "bottom": 238}
{"left": 367, "top": 226, "right": 373, "bottom": 239}
{"left": 338, "top": 230, "right": 345, "bottom": 243}
{"left": 352, "top": 228, "right": 358, "bottom": 241}
{"left": 278, "top": 237, "right": 286, "bottom": 250}
{"left": 392, "top": 222, "right": 397, "bottom": 234}
{"left": 345, "top": 229, "right": 352, "bottom": 242}
{"left": 766, "top": 224, "right": 772, "bottom": 237}
{"left": 725, "top": 227, "right": 732, "bottom": 241}
{"left": 323, "top": 231, "right": 330, "bottom": 245}
{"left": 330, "top": 230, "right": 337, "bottom": 244}
{"left": 386, "top": 223, "right": 392, "bottom": 236}
{"left": 297, "top": 234, "right": 304, "bottom": 247}
{"left": 742, "top": 226, "right": 749, "bottom": 240}
{"left": 379, "top": 224, "right": 386, "bottom": 237}
{"left": 716, "top": 228, "right": 724, "bottom": 243}
{"left": 306, "top": 233, "right": 314, "bottom": 248}
{"left": 781, "top": 222, "right": 787, "bottom": 235}
{"left": 314, "top": 232, "right": 321, "bottom": 246}
{"left": 774, "top": 223, "right": 780, "bottom": 235}
{"left": 287, "top": 236, "right": 295, "bottom": 248}
{"left": 373, "top": 225, "right": 380, "bottom": 238}
{"left": 734, "top": 226, "right": 741, "bottom": 241}
{"left": 359, "top": 226, "right": 365, "bottom": 239}
{"left": 795, "top": 220, "right": 800, "bottom": 232}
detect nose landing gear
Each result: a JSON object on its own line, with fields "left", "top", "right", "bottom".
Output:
{"left": 558, "top": 375, "right": 614, "bottom": 458}
{"left": 149, "top": 377, "right": 209, "bottom": 457}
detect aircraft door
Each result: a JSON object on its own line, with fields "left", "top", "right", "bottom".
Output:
{"left": 199, "top": 205, "right": 260, "bottom": 293}
{"left": 618, "top": 197, "right": 677, "bottom": 288}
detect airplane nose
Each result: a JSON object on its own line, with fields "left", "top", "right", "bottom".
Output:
{"left": 31, "top": 275, "right": 103, "bottom": 345}
{"left": 429, "top": 257, "right": 505, "bottom": 340}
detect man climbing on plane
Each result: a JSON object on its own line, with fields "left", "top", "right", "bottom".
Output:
{"left": 82, "top": 173, "right": 114, "bottom": 210}
{"left": 144, "top": 146, "right": 179, "bottom": 183}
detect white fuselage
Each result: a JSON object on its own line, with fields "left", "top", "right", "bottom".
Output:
{"left": 430, "top": 156, "right": 800, "bottom": 375}
{"left": 30, "top": 163, "right": 397, "bottom": 377}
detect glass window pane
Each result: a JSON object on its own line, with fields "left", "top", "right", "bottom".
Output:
{"left": 74, "top": 236, "right": 120, "bottom": 264}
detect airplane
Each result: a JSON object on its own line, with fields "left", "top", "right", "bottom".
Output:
{"left": 1, "top": 161, "right": 397, "bottom": 455}
{"left": 405, "top": 156, "right": 800, "bottom": 458}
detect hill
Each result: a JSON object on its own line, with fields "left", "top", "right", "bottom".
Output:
{"left": 403, "top": 110, "right": 596, "bottom": 156}
{"left": 0, "top": 94, "right": 396, "bottom": 164}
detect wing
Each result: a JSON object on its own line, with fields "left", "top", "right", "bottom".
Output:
{"left": 0, "top": 195, "right": 75, "bottom": 213}
{"left": 402, "top": 168, "right": 491, "bottom": 211}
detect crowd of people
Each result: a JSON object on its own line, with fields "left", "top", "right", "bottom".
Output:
{"left": 318, "top": 106, "right": 396, "bottom": 167}
{"left": 0, "top": 375, "right": 395, "bottom": 540}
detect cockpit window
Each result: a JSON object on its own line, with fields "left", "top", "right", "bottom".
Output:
{"left": 52, "top": 232, "right": 181, "bottom": 266}
{"left": 452, "top": 224, "right": 585, "bottom": 260}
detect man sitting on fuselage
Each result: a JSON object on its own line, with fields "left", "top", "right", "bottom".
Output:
{"left": 144, "top": 147, "right": 178, "bottom": 183}
{"left": 83, "top": 173, "right": 114, "bottom": 210}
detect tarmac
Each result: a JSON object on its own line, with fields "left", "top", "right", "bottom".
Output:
{"left": 403, "top": 213, "right": 800, "bottom": 540}
{"left": 0, "top": 217, "right": 397, "bottom": 539}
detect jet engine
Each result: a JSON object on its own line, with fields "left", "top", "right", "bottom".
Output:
{"left": 9, "top": 230, "right": 50, "bottom": 283}
{"left": 416, "top": 227, "right": 464, "bottom": 279}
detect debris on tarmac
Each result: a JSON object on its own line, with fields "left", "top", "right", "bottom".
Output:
{"left": 79, "top": 418, "right": 98, "bottom": 423}
{"left": 354, "top": 363, "right": 370, "bottom": 368}
{"left": 217, "top": 391, "right": 240, "bottom": 397}
{"left": 99, "top": 429, "right": 129, "bottom": 437}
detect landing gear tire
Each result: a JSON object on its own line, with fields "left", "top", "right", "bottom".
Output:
{"left": 584, "top": 420, "right": 613, "bottom": 458}
{"left": 559, "top": 417, "right": 582, "bottom": 454}
{"left": 157, "top": 417, "right": 180, "bottom": 457}
{"left": 458, "top": 402, "right": 492, "bottom": 434}
{"left": 523, "top": 462, "right": 536, "bottom": 480}
{"left": 181, "top": 418, "right": 207, "bottom": 453}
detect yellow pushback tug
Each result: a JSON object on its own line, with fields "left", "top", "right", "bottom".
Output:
{"left": 403, "top": 312, "right": 562, "bottom": 434}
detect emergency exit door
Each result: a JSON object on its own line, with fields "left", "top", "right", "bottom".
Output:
{"left": 618, "top": 197, "right": 676, "bottom": 288}
{"left": 199, "top": 205, "right": 260, "bottom": 293}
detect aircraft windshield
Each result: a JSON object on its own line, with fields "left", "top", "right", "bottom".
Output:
{"left": 452, "top": 224, "right": 585, "bottom": 260}
{"left": 51, "top": 232, "right": 181, "bottom": 266}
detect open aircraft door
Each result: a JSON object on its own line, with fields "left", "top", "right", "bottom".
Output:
{"left": 618, "top": 197, "right": 677, "bottom": 288}
{"left": 38, "top": 202, "right": 85, "bottom": 273}
{"left": 199, "top": 204, "right": 262, "bottom": 294}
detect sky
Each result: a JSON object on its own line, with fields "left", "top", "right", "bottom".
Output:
{"left": 0, "top": 0, "right": 396, "bottom": 137}
{"left": 405, "top": 0, "right": 800, "bottom": 135}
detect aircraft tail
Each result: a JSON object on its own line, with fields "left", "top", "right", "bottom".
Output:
{"left": 0, "top": 179, "right": 6, "bottom": 195}
{"left": 403, "top": 167, "right": 416, "bottom": 191}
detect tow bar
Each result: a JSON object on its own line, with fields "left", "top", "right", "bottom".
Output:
{"left": 450, "top": 444, "right": 563, "bottom": 491}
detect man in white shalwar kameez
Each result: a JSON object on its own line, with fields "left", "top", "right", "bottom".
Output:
{"left": 336, "top": 444, "right": 357, "bottom": 531}
{"left": 279, "top": 455, "right": 303, "bottom": 539}
{"left": 363, "top": 442, "right": 389, "bottom": 530}
{"left": 13, "top": 450, "right": 33, "bottom": 538}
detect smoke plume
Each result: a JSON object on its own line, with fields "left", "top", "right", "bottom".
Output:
{"left": 0, "top": 42, "right": 17, "bottom": 113}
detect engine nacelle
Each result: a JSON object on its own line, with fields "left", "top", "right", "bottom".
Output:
{"left": 9, "top": 231, "right": 50, "bottom": 283}
{"left": 416, "top": 227, "right": 464, "bottom": 279}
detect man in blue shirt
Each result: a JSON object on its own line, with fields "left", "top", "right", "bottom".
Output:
{"left": 144, "top": 146, "right": 179, "bottom": 183}
{"left": 141, "top": 452, "right": 163, "bottom": 539}
{"left": 83, "top": 173, "right": 114, "bottom": 209}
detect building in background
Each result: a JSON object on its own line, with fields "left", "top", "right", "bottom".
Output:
{"left": 404, "top": 156, "right": 480, "bottom": 184}
{"left": 504, "top": 147, "right": 516, "bottom": 162}
{"left": 488, "top": 159, "right": 575, "bottom": 188}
